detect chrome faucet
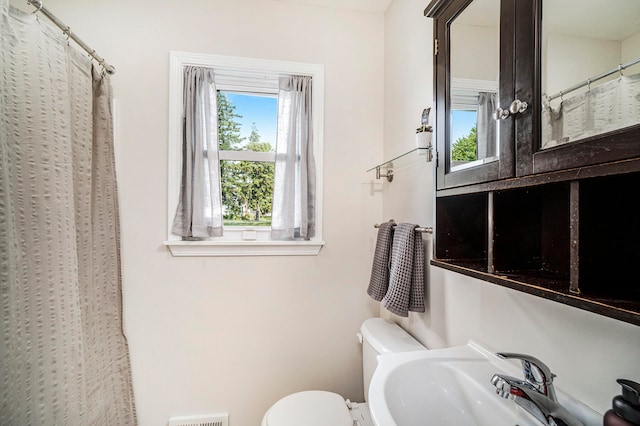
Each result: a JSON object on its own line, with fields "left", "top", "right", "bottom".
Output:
{"left": 491, "top": 353, "right": 583, "bottom": 426}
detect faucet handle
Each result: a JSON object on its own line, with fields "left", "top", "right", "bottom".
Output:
{"left": 497, "top": 353, "right": 557, "bottom": 400}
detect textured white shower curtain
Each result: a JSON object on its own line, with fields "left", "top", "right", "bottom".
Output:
{"left": 1, "top": 2, "right": 136, "bottom": 424}
{"left": 542, "top": 73, "right": 640, "bottom": 148}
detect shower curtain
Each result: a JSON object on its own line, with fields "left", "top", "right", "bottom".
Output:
{"left": 542, "top": 72, "right": 640, "bottom": 149}
{"left": 1, "top": 2, "right": 137, "bottom": 425}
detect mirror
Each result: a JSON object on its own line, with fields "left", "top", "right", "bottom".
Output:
{"left": 541, "top": 0, "right": 640, "bottom": 150}
{"left": 449, "top": 0, "right": 500, "bottom": 171}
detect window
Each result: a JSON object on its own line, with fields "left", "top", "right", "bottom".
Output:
{"left": 217, "top": 91, "right": 277, "bottom": 228}
{"left": 165, "top": 52, "right": 324, "bottom": 256}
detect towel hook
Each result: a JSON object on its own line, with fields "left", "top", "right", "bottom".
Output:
{"left": 62, "top": 26, "right": 71, "bottom": 45}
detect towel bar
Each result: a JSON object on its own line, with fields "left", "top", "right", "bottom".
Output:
{"left": 374, "top": 221, "right": 433, "bottom": 234}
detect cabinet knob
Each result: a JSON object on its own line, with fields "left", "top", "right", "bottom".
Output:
{"left": 494, "top": 107, "right": 510, "bottom": 120}
{"left": 509, "top": 99, "right": 528, "bottom": 114}
{"left": 494, "top": 100, "right": 528, "bottom": 120}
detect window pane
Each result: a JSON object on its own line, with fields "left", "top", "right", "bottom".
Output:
{"left": 217, "top": 91, "right": 277, "bottom": 227}
{"left": 220, "top": 159, "right": 274, "bottom": 226}
{"left": 218, "top": 91, "right": 277, "bottom": 152}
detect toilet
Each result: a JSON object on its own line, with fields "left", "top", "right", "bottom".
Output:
{"left": 261, "top": 318, "right": 426, "bottom": 426}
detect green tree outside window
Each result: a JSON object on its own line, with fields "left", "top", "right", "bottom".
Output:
{"left": 451, "top": 125, "right": 477, "bottom": 162}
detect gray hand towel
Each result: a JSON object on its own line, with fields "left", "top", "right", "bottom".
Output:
{"left": 381, "top": 223, "right": 425, "bottom": 317}
{"left": 367, "top": 221, "right": 394, "bottom": 301}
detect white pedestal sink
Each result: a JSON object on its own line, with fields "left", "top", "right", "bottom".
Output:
{"left": 368, "top": 341, "right": 601, "bottom": 426}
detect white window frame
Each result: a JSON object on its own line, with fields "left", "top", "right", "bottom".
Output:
{"left": 164, "top": 51, "right": 324, "bottom": 256}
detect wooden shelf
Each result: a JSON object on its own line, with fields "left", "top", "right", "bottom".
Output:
{"left": 434, "top": 169, "right": 640, "bottom": 326}
{"left": 431, "top": 260, "right": 640, "bottom": 326}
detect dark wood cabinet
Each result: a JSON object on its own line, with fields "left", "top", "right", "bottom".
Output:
{"left": 426, "top": 0, "right": 640, "bottom": 326}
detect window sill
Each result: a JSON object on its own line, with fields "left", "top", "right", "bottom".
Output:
{"left": 164, "top": 240, "right": 325, "bottom": 257}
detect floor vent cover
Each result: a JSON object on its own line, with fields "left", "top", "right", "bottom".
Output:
{"left": 168, "top": 413, "right": 229, "bottom": 426}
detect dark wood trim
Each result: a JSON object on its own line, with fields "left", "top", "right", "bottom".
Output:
{"left": 569, "top": 181, "right": 579, "bottom": 294}
{"left": 487, "top": 191, "right": 494, "bottom": 274}
{"left": 498, "top": 0, "right": 515, "bottom": 179}
{"left": 436, "top": 157, "right": 640, "bottom": 197}
{"left": 514, "top": 0, "right": 538, "bottom": 177}
{"left": 533, "top": 125, "right": 640, "bottom": 174}
{"left": 441, "top": 161, "right": 501, "bottom": 189}
{"left": 424, "top": 0, "right": 449, "bottom": 17}
{"left": 434, "top": 6, "right": 447, "bottom": 190}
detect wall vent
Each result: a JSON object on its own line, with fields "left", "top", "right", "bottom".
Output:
{"left": 168, "top": 413, "right": 229, "bottom": 426}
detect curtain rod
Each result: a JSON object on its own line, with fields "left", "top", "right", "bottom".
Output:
{"left": 27, "top": 0, "right": 115, "bottom": 75}
{"left": 546, "top": 56, "right": 640, "bottom": 102}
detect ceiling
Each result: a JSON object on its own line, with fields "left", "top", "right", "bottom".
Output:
{"left": 276, "top": 0, "right": 393, "bottom": 13}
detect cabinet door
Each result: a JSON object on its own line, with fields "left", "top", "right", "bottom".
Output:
{"left": 431, "top": 0, "right": 516, "bottom": 190}
{"left": 529, "top": 0, "right": 640, "bottom": 175}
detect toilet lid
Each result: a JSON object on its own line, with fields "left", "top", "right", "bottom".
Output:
{"left": 264, "top": 390, "right": 353, "bottom": 426}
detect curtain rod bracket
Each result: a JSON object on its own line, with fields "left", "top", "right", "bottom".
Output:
{"left": 375, "top": 163, "right": 394, "bottom": 182}
{"left": 26, "top": 0, "right": 115, "bottom": 75}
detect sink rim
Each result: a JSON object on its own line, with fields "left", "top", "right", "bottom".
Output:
{"left": 367, "top": 340, "right": 601, "bottom": 426}
{"left": 368, "top": 341, "right": 527, "bottom": 426}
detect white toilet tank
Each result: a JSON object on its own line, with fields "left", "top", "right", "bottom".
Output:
{"left": 360, "top": 318, "right": 425, "bottom": 401}
{"left": 261, "top": 318, "right": 426, "bottom": 426}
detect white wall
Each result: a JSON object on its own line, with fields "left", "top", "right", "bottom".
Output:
{"left": 622, "top": 32, "right": 640, "bottom": 75}
{"left": 8, "top": 0, "right": 384, "bottom": 424}
{"left": 383, "top": 0, "right": 640, "bottom": 417}
{"left": 543, "top": 33, "right": 621, "bottom": 97}
{"left": 451, "top": 24, "right": 499, "bottom": 81}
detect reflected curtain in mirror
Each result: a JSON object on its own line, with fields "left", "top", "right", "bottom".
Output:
{"left": 540, "top": 0, "right": 640, "bottom": 149}
{"left": 477, "top": 92, "right": 497, "bottom": 159}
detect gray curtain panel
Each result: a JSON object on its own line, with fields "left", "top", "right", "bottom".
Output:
{"left": 271, "top": 75, "right": 316, "bottom": 240}
{"left": 476, "top": 91, "right": 497, "bottom": 159}
{"left": 1, "top": 1, "right": 136, "bottom": 424}
{"left": 172, "top": 66, "right": 224, "bottom": 238}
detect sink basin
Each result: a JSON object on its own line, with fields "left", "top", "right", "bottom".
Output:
{"left": 368, "top": 341, "right": 600, "bottom": 426}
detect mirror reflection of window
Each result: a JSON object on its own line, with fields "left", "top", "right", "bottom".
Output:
{"left": 449, "top": 0, "right": 500, "bottom": 172}
{"left": 541, "top": 0, "right": 640, "bottom": 150}
{"left": 450, "top": 79, "right": 498, "bottom": 170}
